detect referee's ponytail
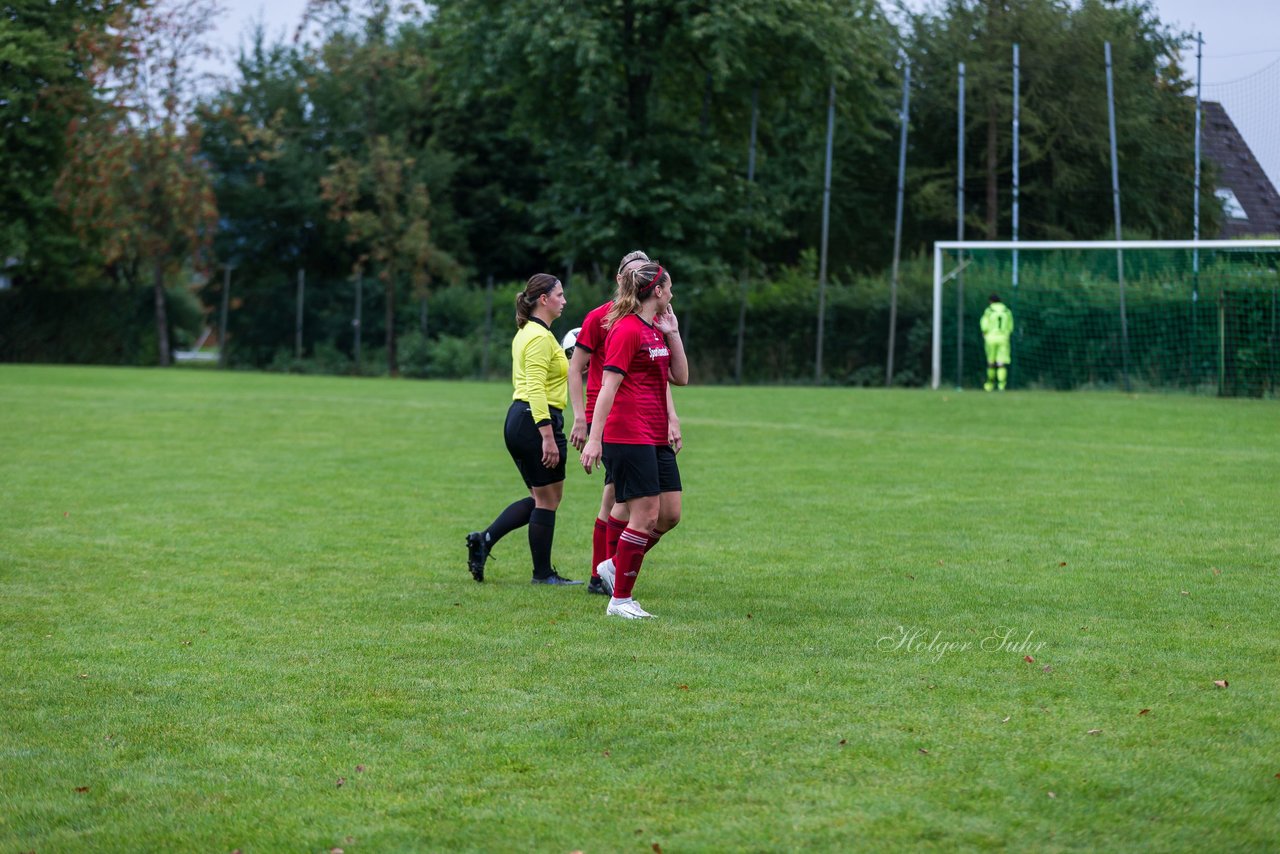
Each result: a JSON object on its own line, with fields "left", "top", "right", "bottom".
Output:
{"left": 515, "top": 273, "right": 561, "bottom": 328}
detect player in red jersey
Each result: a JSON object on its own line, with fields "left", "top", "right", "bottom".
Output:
{"left": 567, "top": 251, "right": 682, "bottom": 595}
{"left": 580, "top": 261, "right": 688, "bottom": 618}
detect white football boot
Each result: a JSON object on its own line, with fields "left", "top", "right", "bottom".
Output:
{"left": 594, "top": 558, "right": 616, "bottom": 595}
{"left": 606, "top": 598, "right": 655, "bottom": 619}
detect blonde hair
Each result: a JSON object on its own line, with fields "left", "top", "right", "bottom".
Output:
{"left": 604, "top": 261, "right": 667, "bottom": 331}
{"left": 515, "top": 273, "right": 561, "bottom": 328}
{"left": 616, "top": 250, "right": 649, "bottom": 278}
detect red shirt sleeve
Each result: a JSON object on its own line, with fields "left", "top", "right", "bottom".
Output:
{"left": 603, "top": 317, "right": 639, "bottom": 375}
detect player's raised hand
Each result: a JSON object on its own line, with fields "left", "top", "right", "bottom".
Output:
{"left": 654, "top": 304, "right": 679, "bottom": 336}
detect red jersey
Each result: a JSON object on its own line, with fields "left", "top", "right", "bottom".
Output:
{"left": 574, "top": 300, "right": 612, "bottom": 419}
{"left": 601, "top": 313, "right": 670, "bottom": 445}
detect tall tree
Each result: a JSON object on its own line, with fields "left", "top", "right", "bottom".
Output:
{"left": 902, "top": 0, "right": 1218, "bottom": 244}
{"left": 0, "top": 0, "right": 122, "bottom": 285}
{"left": 306, "top": 0, "right": 458, "bottom": 375}
{"left": 432, "top": 0, "right": 898, "bottom": 282}
{"left": 54, "top": 0, "right": 222, "bottom": 365}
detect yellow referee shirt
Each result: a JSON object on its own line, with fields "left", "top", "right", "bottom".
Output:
{"left": 511, "top": 318, "right": 568, "bottom": 426}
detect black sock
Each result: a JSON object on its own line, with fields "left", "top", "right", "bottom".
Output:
{"left": 528, "top": 507, "right": 556, "bottom": 579}
{"left": 484, "top": 497, "right": 535, "bottom": 547}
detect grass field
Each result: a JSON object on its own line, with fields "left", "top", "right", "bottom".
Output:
{"left": 2, "top": 364, "right": 1278, "bottom": 852}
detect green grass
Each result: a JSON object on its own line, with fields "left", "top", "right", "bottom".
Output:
{"left": 2, "top": 365, "right": 1278, "bottom": 852}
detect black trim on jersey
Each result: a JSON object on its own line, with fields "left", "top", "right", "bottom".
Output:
{"left": 575, "top": 342, "right": 594, "bottom": 353}
{"left": 603, "top": 365, "right": 627, "bottom": 375}
{"left": 527, "top": 317, "right": 550, "bottom": 330}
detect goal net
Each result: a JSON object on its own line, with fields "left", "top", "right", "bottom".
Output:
{"left": 931, "top": 240, "right": 1280, "bottom": 397}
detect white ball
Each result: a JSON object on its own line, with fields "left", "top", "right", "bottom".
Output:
{"left": 561, "top": 327, "right": 582, "bottom": 352}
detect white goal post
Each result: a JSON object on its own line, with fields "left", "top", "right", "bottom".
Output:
{"left": 931, "top": 239, "right": 1280, "bottom": 390}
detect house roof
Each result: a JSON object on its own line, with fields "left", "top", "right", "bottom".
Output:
{"left": 1201, "top": 100, "right": 1280, "bottom": 237}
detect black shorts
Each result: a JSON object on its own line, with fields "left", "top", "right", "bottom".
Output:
{"left": 587, "top": 423, "right": 612, "bottom": 486}
{"left": 505, "top": 401, "right": 567, "bottom": 488}
{"left": 602, "top": 442, "right": 681, "bottom": 503}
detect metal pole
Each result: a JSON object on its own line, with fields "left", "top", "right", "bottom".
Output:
{"left": 735, "top": 84, "right": 759, "bottom": 385}
{"left": 956, "top": 61, "right": 966, "bottom": 389}
{"left": 218, "top": 265, "right": 231, "bottom": 368}
{"left": 815, "top": 82, "right": 835, "bottom": 384}
{"left": 886, "top": 58, "right": 910, "bottom": 387}
{"left": 1218, "top": 286, "right": 1226, "bottom": 394}
{"left": 1012, "top": 44, "right": 1020, "bottom": 292}
{"left": 295, "top": 268, "right": 304, "bottom": 359}
{"left": 932, "top": 243, "right": 943, "bottom": 389}
{"left": 1193, "top": 32, "right": 1203, "bottom": 274}
{"left": 1271, "top": 282, "right": 1277, "bottom": 397}
{"left": 482, "top": 273, "right": 494, "bottom": 379}
{"left": 1105, "top": 41, "right": 1131, "bottom": 391}
{"left": 1192, "top": 32, "right": 1203, "bottom": 387}
{"left": 353, "top": 274, "right": 362, "bottom": 367}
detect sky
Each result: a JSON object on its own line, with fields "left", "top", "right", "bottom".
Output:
{"left": 209, "top": 0, "right": 1280, "bottom": 186}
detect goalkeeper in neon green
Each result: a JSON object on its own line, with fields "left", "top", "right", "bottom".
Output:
{"left": 980, "top": 294, "right": 1014, "bottom": 391}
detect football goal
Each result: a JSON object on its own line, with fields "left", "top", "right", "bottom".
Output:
{"left": 931, "top": 240, "right": 1280, "bottom": 397}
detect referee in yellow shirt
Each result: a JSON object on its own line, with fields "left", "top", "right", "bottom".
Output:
{"left": 466, "top": 274, "right": 581, "bottom": 585}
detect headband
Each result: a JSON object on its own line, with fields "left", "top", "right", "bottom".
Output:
{"left": 638, "top": 265, "right": 664, "bottom": 298}
{"left": 617, "top": 255, "right": 648, "bottom": 277}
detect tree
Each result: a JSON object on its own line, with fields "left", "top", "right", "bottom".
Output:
{"left": 431, "top": 0, "right": 899, "bottom": 282}
{"left": 307, "top": 0, "right": 459, "bottom": 376}
{"left": 0, "top": 0, "right": 123, "bottom": 286}
{"left": 55, "top": 0, "right": 222, "bottom": 366}
{"left": 901, "top": 0, "right": 1219, "bottom": 244}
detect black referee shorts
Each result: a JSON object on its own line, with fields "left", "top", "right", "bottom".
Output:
{"left": 504, "top": 401, "right": 567, "bottom": 488}
{"left": 602, "top": 442, "right": 681, "bottom": 503}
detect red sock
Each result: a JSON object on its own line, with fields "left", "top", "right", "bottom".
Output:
{"left": 605, "top": 515, "right": 627, "bottom": 559}
{"left": 645, "top": 530, "right": 662, "bottom": 553}
{"left": 591, "top": 518, "right": 608, "bottom": 579}
{"left": 612, "top": 527, "right": 649, "bottom": 599}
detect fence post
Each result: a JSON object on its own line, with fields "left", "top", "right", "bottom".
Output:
{"left": 735, "top": 84, "right": 759, "bottom": 385}
{"left": 295, "top": 268, "right": 305, "bottom": 360}
{"left": 956, "top": 62, "right": 966, "bottom": 389}
{"left": 815, "top": 82, "right": 835, "bottom": 384}
{"left": 219, "top": 265, "right": 231, "bottom": 368}
{"left": 1105, "top": 42, "right": 1131, "bottom": 391}
{"left": 886, "top": 57, "right": 910, "bottom": 387}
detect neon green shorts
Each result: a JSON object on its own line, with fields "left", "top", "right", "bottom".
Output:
{"left": 984, "top": 338, "right": 1011, "bottom": 366}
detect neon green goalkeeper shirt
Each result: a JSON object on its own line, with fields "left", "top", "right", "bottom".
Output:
{"left": 980, "top": 302, "right": 1014, "bottom": 342}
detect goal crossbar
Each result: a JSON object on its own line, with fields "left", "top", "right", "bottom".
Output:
{"left": 931, "top": 239, "right": 1280, "bottom": 389}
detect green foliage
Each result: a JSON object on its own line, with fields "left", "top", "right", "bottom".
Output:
{"left": 902, "top": 0, "right": 1221, "bottom": 243}
{"left": 432, "top": 0, "right": 900, "bottom": 280}
{"left": 0, "top": 285, "right": 201, "bottom": 365}
{"left": 0, "top": 0, "right": 127, "bottom": 286}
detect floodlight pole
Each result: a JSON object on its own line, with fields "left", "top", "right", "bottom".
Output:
{"left": 1104, "top": 41, "right": 1132, "bottom": 391}
{"left": 956, "top": 62, "right": 966, "bottom": 390}
{"left": 886, "top": 56, "right": 910, "bottom": 388}
{"left": 815, "top": 82, "right": 835, "bottom": 384}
